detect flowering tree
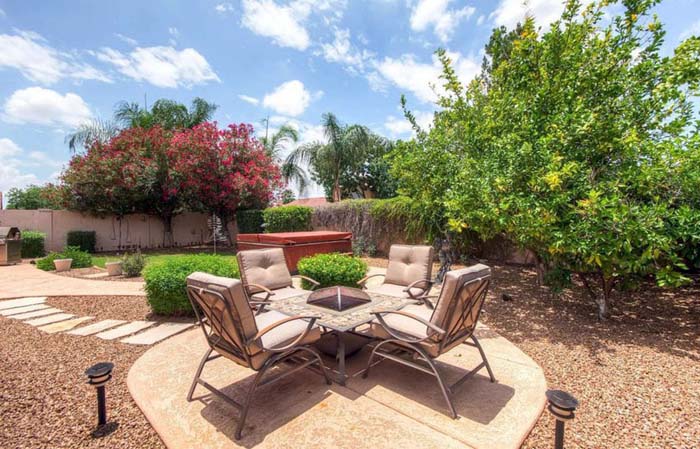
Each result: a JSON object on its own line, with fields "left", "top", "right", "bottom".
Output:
{"left": 171, "top": 122, "right": 281, "bottom": 243}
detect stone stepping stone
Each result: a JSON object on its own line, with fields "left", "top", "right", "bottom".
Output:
{"left": 0, "top": 304, "right": 50, "bottom": 316}
{"left": 10, "top": 307, "right": 64, "bottom": 320}
{"left": 121, "top": 322, "right": 195, "bottom": 345}
{"left": 67, "top": 319, "right": 127, "bottom": 336}
{"left": 0, "top": 297, "right": 47, "bottom": 311}
{"left": 84, "top": 272, "right": 109, "bottom": 279}
{"left": 39, "top": 316, "right": 94, "bottom": 334}
{"left": 95, "top": 321, "right": 156, "bottom": 340}
{"left": 25, "top": 313, "right": 74, "bottom": 327}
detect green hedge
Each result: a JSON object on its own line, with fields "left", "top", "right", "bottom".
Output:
{"left": 263, "top": 205, "right": 313, "bottom": 233}
{"left": 297, "top": 253, "right": 367, "bottom": 289}
{"left": 21, "top": 231, "right": 45, "bottom": 258}
{"left": 66, "top": 230, "right": 96, "bottom": 253}
{"left": 143, "top": 254, "right": 239, "bottom": 315}
{"left": 36, "top": 246, "right": 93, "bottom": 271}
{"left": 236, "top": 209, "right": 264, "bottom": 234}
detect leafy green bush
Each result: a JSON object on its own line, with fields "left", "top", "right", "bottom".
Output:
{"left": 297, "top": 253, "right": 367, "bottom": 289}
{"left": 236, "top": 209, "right": 264, "bottom": 234}
{"left": 36, "top": 246, "right": 92, "bottom": 271}
{"left": 143, "top": 254, "right": 239, "bottom": 315}
{"left": 263, "top": 205, "right": 312, "bottom": 233}
{"left": 66, "top": 230, "right": 96, "bottom": 253}
{"left": 121, "top": 251, "right": 146, "bottom": 277}
{"left": 21, "top": 231, "right": 45, "bottom": 258}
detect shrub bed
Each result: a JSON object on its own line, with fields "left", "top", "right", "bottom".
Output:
{"left": 143, "top": 254, "right": 239, "bottom": 315}
{"left": 36, "top": 246, "right": 93, "bottom": 271}
{"left": 297, "top": 253, "right": 367, "bottom": 289}
{"left": 21, "top": 231, "right": 46, "bottom": 258}
{"left": 263, "top": 205, "right": 312, "bottom": 233}
{"left": 236, "top": 209, "right": 264, "bottom": 233}
{"left": 66, "top": 230, "right": 96, "bottom": 253}
{"left": 121, "top": 251, "right": 146, "bottom": 277}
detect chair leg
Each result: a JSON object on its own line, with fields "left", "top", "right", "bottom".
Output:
{"left": 362, "top": 339, "right": 394, "bottom": 379}
{"left": 471, "top": 335, "right": 496, "bottom": 383}
{"left": 187, "top": 348, "right": 213, "bottom": 401}
{"left": 234, "top": 358, "right": 275, "bottom": 440}
{"left": 411, "top": 345, "right": 458, "bottom": 419}
{"left": 296, "top": 346, "right": 332, "bottom": 385}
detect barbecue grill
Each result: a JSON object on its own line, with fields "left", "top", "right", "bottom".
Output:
{"left": 0, "top": 227, "right": 22, "bottom": 265}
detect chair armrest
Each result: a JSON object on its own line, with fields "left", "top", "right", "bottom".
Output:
{"left": 372, "top": 310, "right": 445, "bottom": 343}
{"left": 292, "top": 275, "right": 320, "bottom": 290}
{"left": 249, "top": 316, "right": 318, "bottom": 352}
{"left": 357, "top": 273, "right": 385, "bottom": 288}
{"left": 247, "top": 283, "right": 275, "bottom": 301}
{"left": 403, "top": 279, "right": 435, "bottom": 306}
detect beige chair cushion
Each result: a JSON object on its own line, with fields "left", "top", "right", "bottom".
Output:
{"left": 385, "top": 245, "right": 434, "bottom": 287}
{"left": 369, "top": 303, "right": 441, "bottom": 356}
{"left": 251, "top": 286, "right": 309, "bottom": 301}
{"left": 249, "top": 310, "right": 321, "bottom": 370}
{"left": 430, "top": 264, "right": 491, "bottom": 341}
{"left": 237, "top": 248, "right": 293, "bottom": 293}
{"left": 366, "top": 283, "right": 426, "bottom": 299}
{"left": 186, "top": 272, "right": 258, "bottom": 353}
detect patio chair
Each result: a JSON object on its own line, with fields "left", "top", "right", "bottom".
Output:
{"left": 358, "top": 244, "right": 435, "bottom": 304}
{"left": 237, "top": 248, "right": 320, "bottom": 313}
{"left": 363, "top": 264, "right": 495, "bottom": 419}
{"left": 186, "top": 272, "right": 331, "bottom": 440}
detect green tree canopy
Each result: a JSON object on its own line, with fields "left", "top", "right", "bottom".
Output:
{"left": 391, "top": 0, "right": 700, "bottom": 319}
{"left": 5, "top": 184, "right": 62, "bottom": 210}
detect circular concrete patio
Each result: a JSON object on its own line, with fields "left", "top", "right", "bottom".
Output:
{"left": 128, "top": 325, "right": 546, "bottom": 449}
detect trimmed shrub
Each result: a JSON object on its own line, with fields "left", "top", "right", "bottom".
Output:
{"left": 236, "top": 209, "right": 264, "bottom": 234}
{"left": 21, "top": 231, "right": 46, "bottom": 258}
{"left": 121, "top": 251, "right": 146, "bottom": 277}
{"left": 66, "top": 230, "right": 96, "bottom": 253}
{"left": 36, "top": 246, "right": 92, "bottom": 271}
{"left": 263, "top": 205, "right": 312, "bottom": 233}
{"left": 297, "top": 253, "right": 367, "bottom": 289}
{"left": 143, "top": 254, "right": 239, "bottom": 315}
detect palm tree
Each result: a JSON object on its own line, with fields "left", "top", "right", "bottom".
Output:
{"left": 65, "top": 118, "right": 121, "bottom": 152}
{"left": 259, "top": 118, "right": 309, "bottom": 195}
{"left": 286, "top": 113, "right": 369, "bottom": 202}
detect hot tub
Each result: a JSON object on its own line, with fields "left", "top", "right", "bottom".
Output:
{"left": 236, "top": 231, "right": 352, "bottom": 273}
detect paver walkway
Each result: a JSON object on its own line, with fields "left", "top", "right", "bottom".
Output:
{"left": 0, "top": 263, "right": 144, "bottom": 299}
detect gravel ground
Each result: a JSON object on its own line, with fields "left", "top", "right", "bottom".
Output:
{"left": 2, "top": 262, "right": 698, "bottom": 448}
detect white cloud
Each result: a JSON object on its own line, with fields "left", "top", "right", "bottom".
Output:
{"left": 115, "top": 33, "right": 138, "bottom": 46}
{"left": 476, "top": 14, "right": 485, "bottom": 26}
{"left": 238, "top": 94, "right": 260, "bottom": 106}
{"left": 490, "top": 0, "right": 566, "bottom": 29}
{"left": 320, "top": 28, "right": 375, "bottom": 72}
{"left": 0, "top": 138, "right": 40, "bottom": 194}
{"left": 0, "top": 30, "right": 110, "bottom": 84}
{"left": 27, "top": 151, "right": 65, "bottom": 169}
{"left": 680, "top": 20, "right": 700, "bottom": 41}
{"left": 374, "top": 52, "right": 479, "bottom": 103}
{"left": 410, "top": 0, "right": 475, "bottom": 43}
{"left": 0, "top": 8, "right": 5, "bottom": 18}
{"left": 96, "top": 46, "right": 220, "bottom": 88}
{"left": 168, "top": 27, "right": 179, "bottom": 37}
{"left": 2, "top": 87, "right": 92, "bottom": 128}
{"left": 384, "top": 111, "right": 433, "bottom": 136}
{"left": 0, "top": 137, "right": 22, "bottom": 157}
{"left": 215, "top": 3, "right": 234, "bottom": 14}
{"left": 263, "top": 80, "right": 319, "bottom": 116}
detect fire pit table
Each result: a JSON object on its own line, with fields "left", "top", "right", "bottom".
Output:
{"left": 268, "top": 286, "right": 414, "bottom": 385}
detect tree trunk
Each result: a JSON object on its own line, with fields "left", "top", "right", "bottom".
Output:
{"left": 161, "top": 214, "right": 174, "bottom": 248}
{"left": 332, "top": 180, "right": 341, "bottom": 202}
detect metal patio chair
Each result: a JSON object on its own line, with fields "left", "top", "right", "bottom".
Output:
{"left": 358, "top": 244, "right": 435, "bottom": 303}
{"left": 237, "top": 248, "right": 320, "bottom": 314}
{"left": 363, "top": 264, "right": 496, "bottom": 419}
{"left": 186, "top": 272, "right": 331, "bottom": 440}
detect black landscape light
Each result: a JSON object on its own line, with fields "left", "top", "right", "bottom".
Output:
{"left": 85, "top": 362, "right": 114, "bottom": 427}
{"left": 546, "top": 389, "right": 579, "bottom": 449}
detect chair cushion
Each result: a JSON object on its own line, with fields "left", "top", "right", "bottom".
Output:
{"left": 249, "top": 310, "right": 321, "bottom": 369}
{"left": 368, "top": 303, "right": 441, "bottom": 357}
{"left": 237, "top": 248, "right": 293, "bottom": 293}
{"left": 251, "top": 286, "right": 309, "bottom": 301}
{"left": 385, "top": 245, "right": 434, "bottom": 287}
{"left": 366, "top": 283, "right": 426, "bottom": 299}
{"left": 186, "top": 272, "right": 258, "bottom": 350}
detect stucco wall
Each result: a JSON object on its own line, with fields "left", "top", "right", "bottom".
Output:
{"left": 0, "top": 210, "right": 221, "bottom": 252}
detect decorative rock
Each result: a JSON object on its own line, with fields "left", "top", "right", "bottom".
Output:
{"left": 54, "top": 259, "right": 73, "bottom": 272}
{"left": 68, "top": 319, "right": 127, "bottom": 336}
{"left": 95, "top": 321, "right": 156, "bottom": 340}
{"left": 106, "top": 261, "right": 123, "bottom": 276}
{"left": 39, "top": 316, "right": 93, "bottom": 334}
{"left": 121, "top": 322, "right": 195, "bottom": 345}
{"left": 0, "top": 297, "right": 47, "bottom": 310}
{"left": 24, "top": 313, "right": 74, "bottom": 326}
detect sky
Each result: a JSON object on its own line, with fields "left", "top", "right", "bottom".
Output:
{"left": 0, "top": 0, "right": 698, "bottom": 201}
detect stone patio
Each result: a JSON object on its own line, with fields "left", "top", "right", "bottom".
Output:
{"left": 128, "top": 326, "right": 546, "bottom": 449}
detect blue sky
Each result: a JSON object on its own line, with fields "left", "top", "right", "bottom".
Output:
{"left": 0, "top": 0, "right": 698, "bottom": 200}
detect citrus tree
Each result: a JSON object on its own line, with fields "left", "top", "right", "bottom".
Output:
{"left": 391, "top": 0, "right": 700, "bottom": 319}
